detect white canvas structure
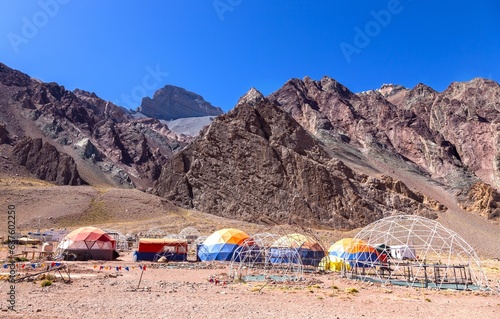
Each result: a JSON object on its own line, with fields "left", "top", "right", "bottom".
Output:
{"left": 346, "top": 215, "right": 488, "bottom": 290}
{"left": 389, "top": 245, "right": 417, "bottom": 260}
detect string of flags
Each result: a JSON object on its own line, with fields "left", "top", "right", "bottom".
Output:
{"left": 2, "top": 262, "right": 63, "bottom": 269}
{"left": 93, "top": 265, "right": 147, "bottom": 272}
{"left": 2, "top": 263, "right": 147, "bottom": 272}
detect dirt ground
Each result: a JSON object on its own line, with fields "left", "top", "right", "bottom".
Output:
{"left": 0, "top": 249, "right": 499, "bottom": 319}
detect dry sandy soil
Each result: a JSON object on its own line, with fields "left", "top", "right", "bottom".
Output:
{"left": 0, "top": 250, "right": 499, "bottom": 319}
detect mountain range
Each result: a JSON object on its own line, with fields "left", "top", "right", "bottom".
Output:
{"left": 0, "top": 62, "right": 498, "bottom": 233}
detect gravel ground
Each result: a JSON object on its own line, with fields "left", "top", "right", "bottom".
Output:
{"left": 1, "top": 258, "right": 498, "bottom": 319}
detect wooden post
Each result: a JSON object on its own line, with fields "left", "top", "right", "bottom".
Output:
{"left": 137, "top": 266, "right": 145, "bottom": 289}
{"left": 423, "top": 262, "right": 428, "bottom": 288}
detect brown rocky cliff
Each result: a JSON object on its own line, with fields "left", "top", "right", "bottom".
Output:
{"left": 154, "top": 97, "right": 443, "bottom": 229}
{"left": 11, "top": 137, "right": 84, "bottom": 185}
{"left": 461, "top": 182, "right": 500, "bottom": 220}
{"left": 0, "top": 123, "right": 9, "bottom": 144}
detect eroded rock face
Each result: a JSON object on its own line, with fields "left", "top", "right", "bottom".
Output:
{"left": 139, "top": 85, "right": 223, "bottom": 121}
{"left": 268, "top": 76, "right": 500, "bottom": 219}
{"left": 0, "top": 124, "right": 9, "bottom": 144}
{"left": 461, "top": 182, "right": 500, "bottom": 220}
{"left": 11, "top": 137, "right": 84, "bottom": 185}
{"left": 154, "top": 98, "right": 443, "bottom": 229}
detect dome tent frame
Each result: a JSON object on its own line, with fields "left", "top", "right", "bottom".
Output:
{"left": 229, "top": 226, "right": 326, "bottom": 282}
{"left": 344, "top": 215, "right": 488, "bottom": 290}
{"left": 230, "top": 232, "right": 304, "bottom": 282}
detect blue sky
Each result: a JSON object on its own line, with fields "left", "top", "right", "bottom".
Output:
{"left": 1, "top": 0, "right": 499, "bottom": 111}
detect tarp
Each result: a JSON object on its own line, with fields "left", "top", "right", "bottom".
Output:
{"left": 328, "top": 238, "right": 381, "bottom": 267}
{"left": 57, "top": 227, "right": 116, "bottom": 261}
{"left": 197, "top": 228, "right": 249, "bottom": 261}
{"left": 270, "top": 233, "right": 325, "bottom": 266}
{"left": 135, "top": 238, "right": 188, "bottom": 261}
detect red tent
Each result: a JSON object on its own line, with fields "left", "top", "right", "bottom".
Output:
{"left": 57, "top": 227, "right": 117, "bottom": 260}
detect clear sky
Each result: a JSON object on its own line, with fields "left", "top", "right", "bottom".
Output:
{"left": 1, "top": 0, "right": 499, "bottom": 111}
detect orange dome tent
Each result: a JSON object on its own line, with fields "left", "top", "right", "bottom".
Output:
{"left": 56, "top": 227, "right": 117, "bottom": 261}
{"left": 197, "top": 228, "right": 250, "bottom": 261}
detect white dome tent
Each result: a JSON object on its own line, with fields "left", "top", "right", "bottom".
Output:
{"left": 229, "top": 232, "right": 304, "bottom": 282}
{"left": 345, "top": 215, "right": 488, "bottom": 290}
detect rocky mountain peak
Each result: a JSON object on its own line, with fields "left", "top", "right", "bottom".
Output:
{"left": 318, "top": 76, "right": 353, "bottom": 96}
{"left": 138, "top": 85, "right": 223, "bottom": 121}
{"left": 377, "top": 83, "right": 407, "bottom": 98}
{"left": 236, "top": 87, "right": 265, "bottom": 107}
{"left": 0, "top": 63, "right": 31, "bottom": 87}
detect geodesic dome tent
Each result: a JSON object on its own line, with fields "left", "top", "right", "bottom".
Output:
{"left": 56, "top": 227, "right": 117, "bottom": 261}
{"left": 270, "top": 233, "right": 325, "bottom": 266}
{"left": 229, "top": 232, "right": 304, "bottom": 281}
{"left": 197, "top": 228, "right": 250, "bottom": 261}
{"left": 346, "top": 215, "right": 488, "bottom": 290}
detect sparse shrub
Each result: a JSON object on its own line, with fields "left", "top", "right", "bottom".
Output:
{"left": 38, "top": 274, "right": 56, "bottom": 281}
{"left": 345, "top": 287, "right": 359, "bottom": 294}
{"left": 41, "top": 279, "right": 52, "bottom": 287}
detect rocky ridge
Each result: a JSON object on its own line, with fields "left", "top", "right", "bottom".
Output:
{"left": 1, "top": 61, "right": 498, "bottom": 230}
{"left": 0, "top": 63, "right": 188, "bottom": 189}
